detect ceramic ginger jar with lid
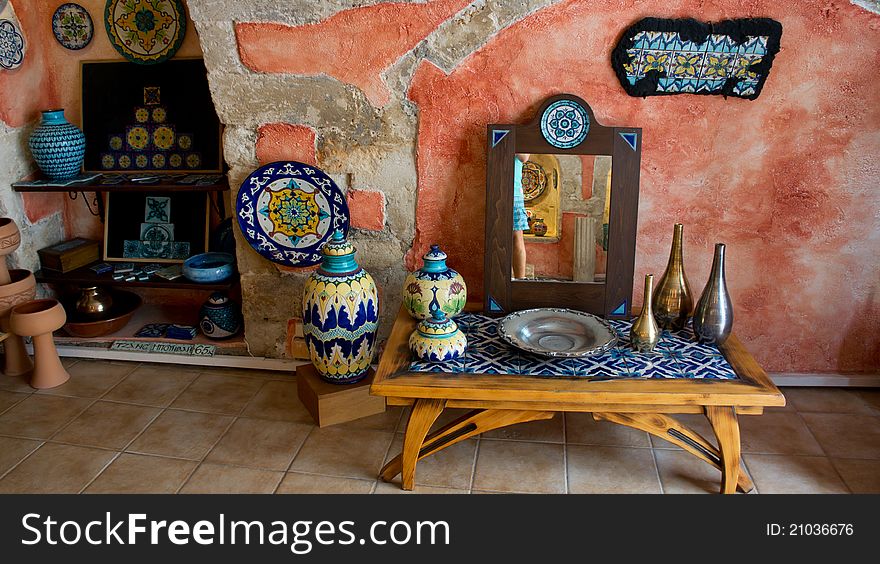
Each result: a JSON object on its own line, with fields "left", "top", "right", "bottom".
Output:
{"left": 302, "top": 230, "right": 379, "bottom": 384}
{"left": 409, "top": 293, "right": 467, "bottom": 363}
{"left": 403, "top": 244, "right": 467, "bottom": 319}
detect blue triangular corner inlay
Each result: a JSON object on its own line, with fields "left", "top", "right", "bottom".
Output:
{"left": 491, "top": 130, "right": 509, "bottom": 147}
{"left": 488, "top": 296, "right": 503, "bottom": 312}
{"left": 620, "top": 132, "right": 638, "bottom": 151}
{"left": 611, "top": 300, "right": 627, "bottom": 316}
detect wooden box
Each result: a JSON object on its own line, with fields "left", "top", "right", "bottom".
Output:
{"left": 296, "top": 364, "right": 385, "bottom": 427}
{"left": 37, "top": 238, "right": 100, "bottom": 272}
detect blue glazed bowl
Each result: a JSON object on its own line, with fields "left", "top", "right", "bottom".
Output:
{"left": 182, "top": 252, "right": 235, "bottom": 283}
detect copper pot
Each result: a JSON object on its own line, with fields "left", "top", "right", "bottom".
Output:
{"left": 75, "top": 286, "right": 113, "bottom": 318}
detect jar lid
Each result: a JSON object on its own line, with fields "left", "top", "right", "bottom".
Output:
{"left": 417, "top": 307, "right": 459, "bottom": 337}
{"left": 322, "top": 229, "right": 355, "bottom": 257}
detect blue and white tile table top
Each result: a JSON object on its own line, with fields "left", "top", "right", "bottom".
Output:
{"left": 408, "top": 313, "right": 738, "bottom": 380}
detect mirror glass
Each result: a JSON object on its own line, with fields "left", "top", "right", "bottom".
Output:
{"left": 512, "top": 153, "right": 611, "bottom": 283}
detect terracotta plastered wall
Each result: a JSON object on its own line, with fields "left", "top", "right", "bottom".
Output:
{"left": 187, "top": 0, "right": 880, "bottom": 374}
{"left": 0, "top": 0, "right": 64, "bottom": 273}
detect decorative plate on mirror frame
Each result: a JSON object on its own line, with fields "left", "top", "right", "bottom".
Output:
{"left": 540, "top": 99, "right": 590, "bottom": 149}
{"left": 104, "top": 0, "right": 186, "bottom": 64}
{"left": 52, "top": 3, "right": 93, "bottom": 50}
{"left": 236, "top": 161, "right": 350, "bottom": 267}
{"left": 499, "top": 307, "right": 617, "bottom": 358}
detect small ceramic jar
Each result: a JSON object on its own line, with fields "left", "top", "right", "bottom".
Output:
{"left": 403, "top": 244, "right": 467, "bottom": 320}
{"left": 409, "top": 305, "right": 467, "bottom": 363}
{"left": 199, "top": 292, "right": 242, "bottom": 340}
{"left": 531, "top": 217, "right": 548, "bottom": 236}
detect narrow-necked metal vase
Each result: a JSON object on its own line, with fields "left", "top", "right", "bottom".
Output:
{"left": 652, "top": 223, "right": 693, "bottom": 330}
{"left": 692, "top": 243, "right": 733, "bottom": 344}
{"left": 630, "top": 274, "right": 660, "bottom": 352}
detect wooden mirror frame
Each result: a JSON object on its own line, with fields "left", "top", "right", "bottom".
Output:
{"left": 483, "top": 94, "right": 642, "bottom": 318}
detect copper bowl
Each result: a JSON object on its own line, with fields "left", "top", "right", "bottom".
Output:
{"left": 62, "top": 290, "right": 142, "bottom": 338}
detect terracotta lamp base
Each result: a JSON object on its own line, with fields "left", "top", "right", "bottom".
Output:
{"left": 9, "top": 299, "right": 69, "bottom": 390}
{"left": 0, "top": 269, "right": 36, "bottom": 377}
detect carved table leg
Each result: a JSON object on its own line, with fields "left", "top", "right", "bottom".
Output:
{"left": 381, "top": 407, "right": 555, "bottom": 489}
{"left": 398, "top": 398, "right": 446, "bottom": 491}
{"left": 705, "top": 405, "right": 741, "bottom": 495}
{"left": 593, "top": 410, "right": 752, "bottom": 493}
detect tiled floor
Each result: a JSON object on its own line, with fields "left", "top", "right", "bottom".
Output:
{"left": 0, "top": 359, "right": 878, "bottom": 494}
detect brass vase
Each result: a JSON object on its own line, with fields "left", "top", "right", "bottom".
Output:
{"left": 693, "top": 243, "right": 733, "bottom": 344}
{"left": 630, "top": 274, "right": 660, "bottom": 353}
{"left": 652, "top": 223, "right": 693, "bottom": 330}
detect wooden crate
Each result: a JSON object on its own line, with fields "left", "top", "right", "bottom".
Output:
{"left": 296, "top": 364, "right": 385, "bottom": 427}
{"left": 37, "top": 238, "right": 100, "bottom": 273}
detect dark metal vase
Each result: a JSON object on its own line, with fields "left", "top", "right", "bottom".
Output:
{"left": 652, "top": 223, "right": 693, "bottom": 330}
{"left": 692, "top": 243, "right": 733, "bottom": 344}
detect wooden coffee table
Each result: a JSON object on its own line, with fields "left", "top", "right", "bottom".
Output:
{"left": 371, "top": 306, "right": 785, "bottom": 494}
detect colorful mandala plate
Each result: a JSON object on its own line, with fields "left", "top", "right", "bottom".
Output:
{"left": 236, "top": 161, "right": 350, "bottom": 267}
{"left": 104, "top": 0, "right": 186, "bottom": 64}
{"left": 521, "top": 161, "right": 547, "bottom": 202}
{"left": 52, "top": 3, "right": 93, "bottom": 50}
{"left": 540, "top": 99, "right": 590, "bottom": 149}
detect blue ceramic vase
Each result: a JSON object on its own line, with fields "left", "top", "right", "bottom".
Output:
{"left": 199, "top": 292, "right": 242, "bottom": 340}
{"left": 302, "top": 230, "right": 379, "bottom": 384}
{"left": 28, "top": 109, "right": 86, "bottom": 180}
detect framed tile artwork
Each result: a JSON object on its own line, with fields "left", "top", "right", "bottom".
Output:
{"left": 81, "top": 59, "right": 222, "bottom": 173}
{"left": 103, "top": 191, "right": 209, "bottom": 263}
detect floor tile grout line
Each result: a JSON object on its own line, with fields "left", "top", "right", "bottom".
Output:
{"left": 0, "top": 390, "right": 31, "bottom": 418}
{"left": 175, "top": 384, "right": 265, "bottom": 494}
{"left": 0, "top": 439, "right": 46, "bottom": 482}
{"left": 649, "top": 446, "right": 664, "bottom": 494}
{"left": 44, "top": 397, "right": 102, "bottom": 443}
{"left": 78, "top": 451, "right": 124, "bottom": 494}
{"left": 794, "top": 411, "right": 854, "bottom": 494}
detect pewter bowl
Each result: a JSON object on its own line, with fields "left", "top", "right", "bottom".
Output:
{"left": 499, "top": 308, "right": 617, "bottom": 358}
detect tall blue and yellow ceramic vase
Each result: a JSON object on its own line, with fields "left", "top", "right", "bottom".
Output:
{"left": 302, "top": 230, "right": 379, "bottom": 384}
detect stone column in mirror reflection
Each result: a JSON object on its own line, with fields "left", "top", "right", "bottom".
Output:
{"left": 573, "top": 216, "right": 596, "bottom": 282}
{"left": 693, "top": 243, "right": 734, "bottom": 344}
{"left": 652, "top": 223, "right": 693, "bottom": 330}
{"left": 630, "top": 274, "right": 660, "bottom": 352}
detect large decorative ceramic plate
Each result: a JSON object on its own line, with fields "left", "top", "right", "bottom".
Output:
{"left": 236, "top": 161, "right": 350, "bottom": 267}
{"left": 499, "top": 308, "right": 617, "bottom": 358}
{"left": 0, "top": 18, "right": 25, "bottom": 70}
{"left": 521, "top": 161, "right": 547, "bottom": 202}
{"left": 540, "top": 99, "right": 590, "bottom": 149}
{"left": 52, "top": 3, "right": 93, "bottom": 50}
{"left": 104, "top": 0, "right": 186, "bottom": 64}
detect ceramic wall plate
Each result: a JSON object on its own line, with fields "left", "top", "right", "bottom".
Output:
{"left": 499, "top": 307, "right": 617, "bottom": 358}
{"left": 237, "top": 161, "right": 350, "bottom": 267}
{"left": 540, "top": 99, "right": 590, "bottom": 149}
{"left": 104, "top": 0, "right": 186, "bottom": 64}
{"left": 0, "top": 18, "right": 25, "bottom": 70}
{"left": 52, "top": 3, "right": 93, "bottom": 50}
{"left": 521, "top": 161, "right": 547, "bottom": 202}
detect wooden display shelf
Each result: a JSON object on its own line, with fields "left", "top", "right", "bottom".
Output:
{"left": 36, "top": 263, "right": 237, "bottom": 291}
{"left": 12, "top": 173, "right": 229, "bottom": 193}
{"left": 55, "top": 303, "right": 247, "bottom": 355}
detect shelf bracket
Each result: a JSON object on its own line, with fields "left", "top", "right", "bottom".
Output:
{"left": 67, "top": 191, "right": 104, "bottom": 220}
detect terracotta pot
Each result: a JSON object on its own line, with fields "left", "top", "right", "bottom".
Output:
{"left": 0, "top": 269, "right": 36, "bottom": 376}
{"left": 9, "top": 299, "right": 69, "bottom": 389}
{"left": 0, "top": 218, "right": 22, "bottom": 285}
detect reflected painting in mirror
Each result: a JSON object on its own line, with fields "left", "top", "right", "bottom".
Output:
{"left": 512, "top": 153, "right": 611, "bottom": 283}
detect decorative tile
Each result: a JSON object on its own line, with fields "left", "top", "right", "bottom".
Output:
{"left": 613, "top": 18, "right": 781, "bottom": 100}
{"left": 624, "top": 351, "right": 684, "bottom": 379}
